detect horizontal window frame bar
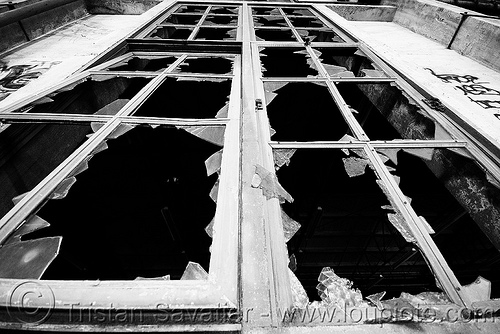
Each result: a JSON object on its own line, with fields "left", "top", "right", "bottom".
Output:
{"left": 269, "top": 140, "right": 468, "bottom": 149}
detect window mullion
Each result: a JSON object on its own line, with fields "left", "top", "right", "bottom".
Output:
{"left": 363, "top": 143, "right": 472, "bottom": 307}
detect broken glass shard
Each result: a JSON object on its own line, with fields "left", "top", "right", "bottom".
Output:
{"left": 205, "top": 149, "right": 223, "bottom": 176}
{"left": 316, "top": 267, "right": 366, "bottom": 309}
{"left": 342, "top": 156, "right": 369, "bottom": 177}
{"left": 274, "top": 149, "right": 296, "bottom": 170}
{"left": 178, "top": 126, "right": 225, "bottom": 147}
{"left": 49, "top": 177, "right": 77, "bottom": 200}
{"left": 0, "top": 237, "right": 62, "bottom": 279}
{"left": 281, "top": 208, "right": 301, "bottom": 242}
{"left": 251, "top": 165, "right": 293, "bottom": 203}
{"left": 180, "top": 261, "right": 209, "bottom": 280}
{"left": 6, "top": 215, "right": 50, "bottom": 245}
{"left": 289, "top": 268, "right": 309, "bottom": 308}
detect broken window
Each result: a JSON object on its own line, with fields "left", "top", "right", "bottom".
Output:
{"left": 316, "top": 48, "right": 388, "bottom": 78}
{"left": 277, "top": 149, "right": 440, "bottom": 301}
{"left": 265, "top": 82, "right": 350, "bottom": 141}
{"left": 2, "top": 126, "right": 220, "bottom": 281}
{"left": 133, "top": 78, "right": 231, "bottom": 118}
{"left": 104, "top": 55, "right": 179, "bottom": 72}
{"left": 260, "top": 48, "right": 319, "bottom": 77}
{"left": 148, "top": 26, "right": 194, "bottom": 40}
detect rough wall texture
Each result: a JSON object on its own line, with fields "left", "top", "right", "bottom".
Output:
{"left": 85, "top": 0, "right": 161, "bottom": 14}
{"left": 381, "top": 0, "right": 500, "bottom": 72}
{"left": 0, "top": 0, "right": 88, "bottom": 54}
{"left": 328, "top": 4, "right": 396, "bottom": 22}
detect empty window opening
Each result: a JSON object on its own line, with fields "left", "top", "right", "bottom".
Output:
{"left": 21, "top": 126, "right": 219, "bottom": 280}
{"left": 106, "top": 56, "right": 178, "bottom": 72}
{"left": 210, "top": 6, "right": 239, "bottom": 15}
{"left": 288, "top": 17, "right": 326, "bottom": 29}
{"left": 336, "top": 83, "right": 403, "bottom": 141}
{"left": 255, "top": 29, "right": 297, "bottom": 42}
{"left": 338, "top": 83, "right": 436, "bottom": 141}
{"left": 195, "top": 28, "right": 235, "bottom": 41}
{"left": 149, "top": 26, "right": 194, "bottom": 40}
{"left": 162, "top": 14, "right": 202, "bottom": 25}
{"left": 133, "top": 78, "right": 231, "bottom": 118}
{"left": 253, "top": 15, "right": 288, "bottom": 28}
{"left": 204, "top": 15, "right": 238, "bottom": 26}
{"left": 316, "top": 48, "right": 385, "bottom": 78}
{"left": 395, "top": 150, "right": 500, "bottom": 298}
{"left": 0, "top": 123, "right": 92, "bottom": 219}
{"left": 282, "top": 8, "right": 315, "bottom": 16}
{"left": 260, "top": 48, "right": 318, "bottom": 77}
{"left": 20, "top": 77, "right": 151, "bottom": 116}
{"left": 178, "top": 57, "right": 233, "bottom": 75}
{"left": 277, "top": 149, "right": 441, "bottom": 301}
{"left": 296, "top": 29, "right": 344, "bottom": 43}
{"left": 174, "top": 5, "right": 207, "bottom": 14}
{"left": 265, "top": 82, "right": 350, "bottom": 141}
{"left": 252, "top": 7, "right": 278, "bottom": 16}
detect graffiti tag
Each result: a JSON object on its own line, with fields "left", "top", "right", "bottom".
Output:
{"left": 0, "top": 61, "right": 58, "bottom": 102}
{"left": 426, "top": 68, "right": 500, "bottom": 122}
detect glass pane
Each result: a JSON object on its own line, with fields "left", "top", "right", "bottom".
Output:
{"left": 260, "top": 48, "right": 318, "bottom": 77}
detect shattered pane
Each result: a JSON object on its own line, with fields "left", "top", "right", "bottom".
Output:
{"left": 106, "top": 56, "right": 178, "bottom": 72}
{"left": 260, "top": 48, "right": 318, "bottom": 77}
{"left": 0, "top": 123, "right": 92, "bottom": 219}
{"left": 162, "top": 14, "right": 202, "bottom": 25}
{"left": 277, "top": 149, "right": 441, "bottom": 299}
{"left": 176, "top": 56, "right": 234, "bottom": 75}
{"left": 255, "top": 29, "right": 297, "bottom": 42}
{"left": 148, "top": 26, "right": 193, "bottom": 39}
{"left": 273, "top": 149, "right": 296, "bottom": 170}
{"left": 316, "top": 48, "right": 388, "bottom": 78}
{"left": 289, "top": 268, "right": 309, "bottom": 308}
{"left": 181, "top": 261, "right": 209, "bottom": 280}
{"left": 265, "top": 82, "right": 349, "bottom": 141}
{"left": 342, "top": 156, "right": 370, "bottom": 178}
{"left": 195, "top": 28, "right": 236, "bottom": 41}
{"left": 133, "top": 78, "right": 231, "bottom": 118}
{"left": 317, "top": 267, "right": 367, "bottom": 309}
{"left": 0, "top": 237, "right": 62, "bottom": 279}
{"left": 28, "top": 127, "right": 219, "bottom": 280}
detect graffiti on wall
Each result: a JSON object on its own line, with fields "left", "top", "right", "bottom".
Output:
{"left": 0, "top": 61, "right": 59, "bottom": 102}
{"left": 425, "top": 68, "right": 500, "bottom": 121}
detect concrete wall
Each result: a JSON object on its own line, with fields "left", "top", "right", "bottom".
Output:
{"left": 85, "top": 0, "right": 161, "bottom": 15}
{"left": 328, "top": 4, "right": 396, "bottom": 21}
{"left": 0, "top": 0, "right": 88, "bottom": 54}
{"left": 382, "top": 0, "right": 500, "bottom": 72}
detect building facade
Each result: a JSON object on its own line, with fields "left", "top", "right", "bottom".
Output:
{"left": 0, "top": 0, "right": 500, "bottom": 333}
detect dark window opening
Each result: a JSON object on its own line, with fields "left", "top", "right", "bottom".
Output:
{"left": 21, "top": 77, "right": 151, "bottom": 115}
{"left": 252, "top": 7, "right": 278, "bottom": 16}
{"left": 338, "top": 83, "right": 436, "bottom": 141}
{"left": 174, "top": 5, "right": 207, "bottom": 14}
{"left": 253, "top": 16, "right": 288, "bottom": 27}
{"left": 282, "top": 8, "right": 314, "bottom": 16}
{"left": 277, "top": 149, "right": 439, "bottom": 300}
{"left": 337, "top": 83, "right": 403, "bottom": 141}
{"left": 133, "top": 78, "right": 231, "bottom": 118}
{"left": 266, "top": 82, "right": 350, "bottom": 141}
{"left": 149, "top": 26, "right": 194, "bottom": 40}
{"left": 255, "top": 29, "right": 297, "bottom": 42}
{"left": 25, "top": 126, "right": 219, "bottom": 280}
{"left": 204, "top": 15, "right": 238, "bottom": 26}
{"left": 260, "top": 48, "right": 318, "bottom": 77}
{"left": 288, "top": 17, "right": 326, "bottom": 28}
{"left": 106, "top": 56, "right": 178, "bottom": 72}
{"left": 316, "top": 48, "right": 384, "bottom": 78}
{"left": 178, "top": 57, "right": 233, "bottom": 75}
{"left": 210, "top": 6, "right": 239, "bottom": 15}
{"left": 162, "top": 14, "right": 202, "bottom": 25}
{"left": 297, "top": 29, "right": 344, "bottom": 43}
{"left": 395, "top": 150, "right": 500, "bottom": 298}
{"left": 0, "top": 124, "right": 92, "bottom": 219}
{"left": 195, "top": 28, "right": 235, "bottom": 41}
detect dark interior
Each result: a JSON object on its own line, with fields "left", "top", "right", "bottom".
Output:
{"left": 255, "top": 29, "right": 297, "bottom": 42}
{"left": 278, "top": 149, "right": 438, "bottom": 300}
{"left": 28, "top": 126, "right": 218, "bottom": 280}
{"left": 178, "top": 57, "right": 233, "bottom": 74}
{"left": 107, "top": 56, "right": 178, "bottom": 72}
{"left": 266, "top": 82, "right": 350, "bottom": 141}
{"left": 149, "top": 27, "right": 194, "bottom": 40}
{"left": 133, "top": 78, "right": 231, "bottom": 118}
{"left": 260, "top": 48, "right": 318, "bottom": 77}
